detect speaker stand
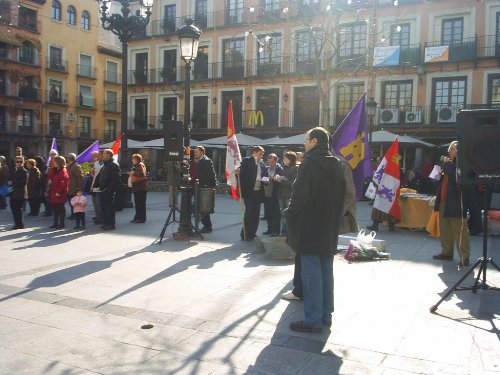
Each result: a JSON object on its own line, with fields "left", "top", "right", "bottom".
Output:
{"left": 153, "top": 189, "right": 180, "bottom": 245}
{"left": 430, "top": 187, "right": 500, "bottom": 313}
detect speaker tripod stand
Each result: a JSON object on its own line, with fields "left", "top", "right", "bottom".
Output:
{"left": 430, "top": 187, "right": 500, "bottom": 313}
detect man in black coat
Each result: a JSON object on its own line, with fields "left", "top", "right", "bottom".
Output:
{"left": 236, "top": 146, "right": 265, "bottom": 241}
{"left": 8, "top": 156, "right": 28, "bottom": 230}
{"left": 99, "top": 149, "right": 121, "bottom": 230}
{"left": 286, "top": 127, "right": 346, "bottom": 333}
{"left": 191, "top": 146, "right": 217, "bottom": 233}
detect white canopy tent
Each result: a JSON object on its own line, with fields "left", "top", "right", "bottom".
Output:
{"left": 100, "top": 139, "right": 147, "bottom": 149}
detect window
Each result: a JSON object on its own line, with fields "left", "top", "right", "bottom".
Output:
{"left": 134, "top": 53, "right": 148, "bottom": 84}
{"left": 488, "top": 75, "right": 500, "bottom": 107}
{"left": 194, "top": 45, "right": 209, "bottom": 79}
{"left": 257, "top": 33, "right": 282, "bottom": 76}
{"left": 0, "top": 106, "right": 6, "bottom": 131}
{"left": 162, "top": 97, "right": 177, "bottom": 122}
{"left": 432, "top": 77, "right": 466, "bottom": 123}
{"left": 19, "top": 41, "right": 35, "bottom": 64}
{"left": 296, "top": 31, "right": 315, "bottom": 74}
{"left": 0, "top": 70, "right": 5, "bottom": 95}
{"left": 134, "top": 98, "right": 148, "bottom": 129}
{"left": 382, "top": 81, "right": 413, "bottom": 109}
{"left": 48, "top": 112, "right": 62, "bottom": 135}
{"left": 192, "top": 96, "right": 208, "bottom": 128}
{"left": 51, "top": 0, "right": 61, "bottom": 21}
{"left": 106, "top": 90, "right": 118, "bottom": 112}
{"left": 256, "top": 89, "right": 279, "bottom": 127}
{"left": 161, "top": 50, "right": 177, "bottom": 82}
{"left": 67, "top": 5, "right": 76, "bottom": 26}
{"left": 442, "top": 18, "right": 463, "bottom": 44}
{"left": 81, "top": 10, "right": 90, "bottom": 30}
{"left": 105, "top": 61, "right": 119, "bottom": 83}
{"left": 336, "top": 83, "right": 364, "bottom": 125}
{"left": 264, "top": 0, "right": 280, "bottom": 12}
{"left": 49, "top": 79, "right": 63, "bottom": 103}
{"left": 339, "top": 23, "right": 367, "bottom": 61}
{"left": 105, "top": 119, "right": 116, "bottom": 140}
{"left": 78, "top": 116, "right": 91, "bottom": 137}
{"left": 49, "top": 46, "right": 64, "bottom": 71}
{"left": 17, "top": 109, "right": 34, "bottom": 132}
{"left": 18, "top": 6, "right": 37, "bottom": 31}
{"left": 0, "top": 0, "right": 11, "bottom": 25}
{"left": 226, "top": 0, "right": 243, "bottom": 25}
{"left": 222, "top": 38, "right": 245, "bottom": 78}
{"left": 0, "top": 42, "right": 8, "bottom": 58}
{"left": 79, "top": 54, "right": 92, "bottom": 77}
{"left": 496, "top": 12, "right": 500, "bottom": 57}
{"left": 163, "top": 5, "right": 176, "bottom": 33}
{"left": 79, "top": 85, "right": 93, "bottom": 108}
{"left": 390, "top": 23, "right": 410, "bottom": 48}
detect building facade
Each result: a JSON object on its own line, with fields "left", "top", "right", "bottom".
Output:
{"left": 124, "top": 0, "right": 499, "bottom": 148}
{"left": 0, "top": 0, "right": 121, "bottom": 159}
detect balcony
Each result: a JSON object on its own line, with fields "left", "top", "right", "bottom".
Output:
{"left": 104, "top": 70, "right": 121, "bottom": 84}
{"left": 476, "top": 35, "right": 500, "bottom": 58}
{"left": 18, "top": 47, "right": 40, "bottom": 66}
{"left": 48, "top": 124, "right": 64, "bottom": 136}
{"left": 104, "top": 101, "right": 120, "bottom": 113}
{"left": 47, "top": 58, "right": 69, "bottom": 73}
{"left": 46, "top": 90, "right": 68, "bottom": 105}
{"left": 373, "top": 43, "right": 421, "bottom": 67}
{"left": 77, "top": 128, "right": 91, "bottom": 138}
{"left": 18, "top": 124, "right": 34, "bottom": 133}
{"left": 77, "top": 94, "right": 95, "bottom": 109}
{"left": 77, "top": 64, "right": 97, "bottom": 79}
{"left": 18, "top": 86, "right": 40, "bottom": 101}
{"left": 17, "top": 18, "right": 41, "bottom": 33}
{"left": 130, "top": 69, "right": 150, "bottom": 85}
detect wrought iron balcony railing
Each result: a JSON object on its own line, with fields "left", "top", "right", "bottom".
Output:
{"left": 46, "top": 90, "right": 68, "bottom": 105}
{"left": 47, "top": 58, "right": 69, "bottom": 73}
{"left": 77, "top": 64, "right": 97, "bottom": 79}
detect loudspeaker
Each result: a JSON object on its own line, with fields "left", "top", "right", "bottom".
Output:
{"left": 163, "top": 120, "right": 184, "bottom": 161}
{"left": 457, "top": 109, "right": 500, "bottom": 185}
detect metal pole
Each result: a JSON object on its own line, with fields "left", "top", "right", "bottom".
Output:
{"left": 121, "top": 41, "right": 128, "bottom": 155}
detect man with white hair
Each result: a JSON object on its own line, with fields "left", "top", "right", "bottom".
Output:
{"left": 66, "top": 153, "right": 83, "bottom": 219}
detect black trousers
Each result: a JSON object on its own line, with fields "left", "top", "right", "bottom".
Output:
{"left": 101, "top": 191, "right": 116, "bottom": 226}
{"left": 52, "top": 203, "right": 65, "bottom": 225}
{"left": 28, "top": 197, "right": 41, "bottom": 215}
{"left": 266, "top": 196, "right": 281, "bottom": 234}
{"left": 10, "top": 198, "right": 24, "bottom": 227}
{"left": 133, "top": 190, "right": 147, "bottom": 221}
{"left": 241, "top": 190, "right": 261, "bottom": 239}
{"left": 67, "top": 194, "right": 75, "bottom": 216}
{"left": 201, "top": 213, "right": 212, "bottom": 228}
{"left": 75, "top": 212, "right": 85, "bottom": 227}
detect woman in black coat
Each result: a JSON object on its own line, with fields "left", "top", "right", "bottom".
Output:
{"left": 8, "top": 156, "right": 28, "bottom": 230}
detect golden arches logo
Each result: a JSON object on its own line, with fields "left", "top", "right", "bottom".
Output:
{"left": 248, "top": 111, "right": 264, "bottom": 127}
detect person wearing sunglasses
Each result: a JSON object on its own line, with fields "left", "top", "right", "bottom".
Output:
{"left": 8, "top": 156, "right": 28, "bottom": 230}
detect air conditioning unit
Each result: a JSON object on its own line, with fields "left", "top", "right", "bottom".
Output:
{"left": 437, "top": 106, "right": 458, "bottom": 123}
{"left": 405, "top": 110, "right": 422, "bottom": 124}
{"left": 379, "top": 108, "right": 399, "bottom": 124}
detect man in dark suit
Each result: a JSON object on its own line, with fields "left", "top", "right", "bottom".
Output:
{"left": 98, "top": 149, "right": 121, "bottom": 230}
{"left": 190, "top": 146, "right": 217, "bottom": 233}
{"left": 262, "top": 153, "right": 283, "bottom": 236}
{"left": 8, "top": 156, "right": 28, "bottom": 230}
{"left": 236, "top": 146, "right": 265, "bottom": 241}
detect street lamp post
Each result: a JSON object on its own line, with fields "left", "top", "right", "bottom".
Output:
{"left": 175, "top": 19, "right": 202, "bottom": 237}
{"left": 366, "top": 97, "right": 378, "bottom": 158}
{"left": 99, "top": 0, "right": 153, "bottom": 161}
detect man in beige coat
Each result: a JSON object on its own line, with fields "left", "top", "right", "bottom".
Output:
{"left": 66, "top": 153, "right": 83, "bottom": 219}
{"left": 339, "top": 158, "right": 358, "bottom": 234}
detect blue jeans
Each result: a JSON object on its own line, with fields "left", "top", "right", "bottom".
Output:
{"left": 301, "top": 255, "right": 334, "bottom": 327}
{"left": 278, "top": 197, "right": 289, "bottom": 235}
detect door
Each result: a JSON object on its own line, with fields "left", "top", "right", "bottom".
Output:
{"left": 135, "top": 53, "right": 148, "bottom": 84}
{"left": 222, "top": 91, "right": 243, "bottom": 131}
{"left": 192, "top": 96, "right": 208, "bottom": 128}
{"left": 256, "top": 89, "right": 279, "bottom": 128}
{"left": 294, "top": 87, "right": 318, "bottom": 128}
{"left": 194, "top": 45, "right": 209, "bottom": 79}
{"left": 162, "top": 50, "right": 177, "bottom": 82}
{"left": 134, "top": 98, "right": 148, "bottom": 129}
{"left": 162, "top": 97, "right": 177, "bottom": 124}
{"left": 496, "top": 12, "right": 500, "bottom": 57}
{"left": 49, "top": 46, "right": 62, "bottom": 70}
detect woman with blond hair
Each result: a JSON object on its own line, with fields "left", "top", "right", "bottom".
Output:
{"left": 129, "top": 153, "right": 148, "bottom": 223}
{"left": 49, "top": 156, "right": 69, "bottom": 229}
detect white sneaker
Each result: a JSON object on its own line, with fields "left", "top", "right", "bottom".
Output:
{"left": 282, "top": 291, "right": 301, "bottom": 300}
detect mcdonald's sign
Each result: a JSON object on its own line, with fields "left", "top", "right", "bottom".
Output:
{"left": 247, "top": 110, "right": 264, "bottom": 127}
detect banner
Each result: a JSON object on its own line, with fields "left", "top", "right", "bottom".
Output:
{"left": 373, "top": 46, "right": 401, "bottom": 67}
{"left": 110, "top": 133, "right": 124, "bottom": 162}
{"left": 331, "top": 93, "right": 372, "bottom": 201}
{"left": 424, "top": 45, "right": 449, "bottom": 62}
{"left": 225, "top": 101, "right": 242, "bottom": 200}
{"left": 75, "top": 140, "right": 99, "bottom": 164}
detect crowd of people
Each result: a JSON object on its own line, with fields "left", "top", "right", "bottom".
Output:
{"left": 0, "top": 133, "right": 477, "bottom": 333}
{"left": 0, "top": 147, "right": 150, "bottom": 232}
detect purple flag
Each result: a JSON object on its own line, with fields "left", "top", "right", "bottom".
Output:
{"left": 331, "top": 93, "right": 371, "bottom": 201}
{"left": 75, "top": 140, "right": 100, "bottom": 164}
{"left": 46, "top": 138, "right": 58, "bottom": 166}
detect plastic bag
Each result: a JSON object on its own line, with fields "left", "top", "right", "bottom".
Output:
{"left": 356, "top": 229, "right": 376, "bottom": 245}
{"left": 365, "top": 182, "right": 377, "bottom": 200}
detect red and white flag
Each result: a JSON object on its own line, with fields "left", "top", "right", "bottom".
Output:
{"left": 373, "top": 138, "right": 401, "bottom": 221}
{"left": 225, "top": 101, "right": 242, "bottom": 200}
{"left": 110, "top": 133, "right": 124, "bottom": 162}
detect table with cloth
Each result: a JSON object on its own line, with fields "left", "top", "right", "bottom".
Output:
{"left": 396, "top": 193, "right": 435, "bottom": 229}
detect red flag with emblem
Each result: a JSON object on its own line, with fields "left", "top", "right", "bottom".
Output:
{"left": 373, "top": 138, "right": 401, "bottom": 221}
{"left": 111, "top": 133, "right": 124, "bottom": 162}
{"left": 225, "top": 101, "right": 242, "bottom": 200}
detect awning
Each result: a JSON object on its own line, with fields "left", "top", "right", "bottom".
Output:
{"left": 0, "top": 28, "right": 22, "bottom": 47}
{"left": 15, "top": 34, "right": 41, "bottom": 50}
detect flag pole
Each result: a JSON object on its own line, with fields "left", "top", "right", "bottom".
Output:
{"left": 236, "top": 174, "right": 246, "bottom": 241}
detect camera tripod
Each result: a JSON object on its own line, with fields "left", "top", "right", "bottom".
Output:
{"left": 154, "top": 186, "right": 180, "bottom": 244}
{"left": 430, "top": 187, "right": 500, "bottom": 313}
